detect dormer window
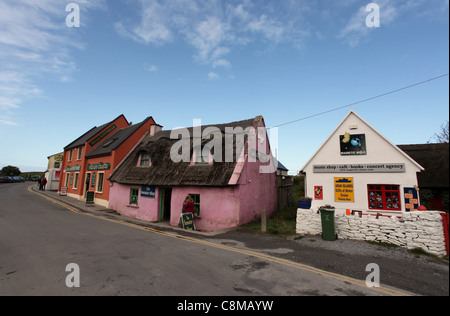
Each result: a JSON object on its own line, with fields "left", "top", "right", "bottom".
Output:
{"left": 138, "top": 151, "right": 151, "bottom": 167}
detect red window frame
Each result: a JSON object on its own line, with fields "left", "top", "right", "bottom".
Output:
{"left": 368, "top": 185, "right": 401, "bottom": 211}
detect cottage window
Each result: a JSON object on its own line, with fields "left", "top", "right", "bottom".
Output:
{"left": 68, "top": 150, "right": 73, "bottom": 162}
{"left": 187, "top": 194, "right": 200, "bottom": 215}
{"left": 368, "top": 185, "right": 401, "bottom": 211}
{"left": 130, "top": 188, "right": 139, "bottom": 206}
{"left": 139, "top": 152, "right": 151, "bottom": 167}
{"left": 77, "top": 147, "right": 83, "bottom": 160}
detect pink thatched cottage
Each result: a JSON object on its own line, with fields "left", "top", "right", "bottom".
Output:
{"left": 107, "top": 116, "right": 277, "bottom": 232}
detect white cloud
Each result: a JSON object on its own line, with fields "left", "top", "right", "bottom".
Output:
{"left": 208, "top": 72, "right": 220, "bottom": 80}
{"left": 144, "top": 64, "right": 158, "bottom": 72}
{"left": 0, "top": 0, "right": 103, "bottom": 126}
{"left": 337, "top": 0, "right": 448, "bottom": 47}
{"left": 115, "top": 0, "right": 311, "bottom": 69}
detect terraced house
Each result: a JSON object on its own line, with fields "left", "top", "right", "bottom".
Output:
{"left": 59, "top": 114, "right": 158, "bottom": 207}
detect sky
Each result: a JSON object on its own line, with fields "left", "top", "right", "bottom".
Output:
{"left": 0, "top": 0, "right": 448, "bottom": 174}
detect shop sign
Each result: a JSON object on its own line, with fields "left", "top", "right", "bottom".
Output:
{"left": 141, "top": 186, "right": 156, "bottom": 198}
{"left": 66, "top": 165, "right": 81, "bottom": 172}
{"left": 314, "top": 163, "right": 406, "bottom": 173}
{"left": 89, "top": 124, "right": 117, "bottom": 147}
{"left": 335, "top": 177, "right": 354, "bottom": 202}
{"left": 340, "top": 133, "right": 367, "bottom": 155}
{"left": 87, "top": 163, "right": 111, "bottom": 171}
{"left": 181, "top": 213, "right": 196, "bottom": 231}
{"left": 54, "top": 154, "right": 63, "bottom": 162}
{"left": 60, "top": 187, "right": 68, "bottom": 196}
{"left": 91, "top": 172, "right": 96, "bottom": 188}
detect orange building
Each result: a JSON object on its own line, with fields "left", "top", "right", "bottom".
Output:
{"left": 59, "top": 115, "right": 159, "bottom": 207}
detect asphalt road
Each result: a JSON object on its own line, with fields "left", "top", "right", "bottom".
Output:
{"left": 0, "top": 182, "right": 447, "bottom": 297}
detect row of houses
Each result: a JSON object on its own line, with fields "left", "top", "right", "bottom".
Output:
{"left": 47, "top": 111, "right": 448, "bottom": 232}
{"left": 52, "top": 114, "right": 278, "bottom": 232}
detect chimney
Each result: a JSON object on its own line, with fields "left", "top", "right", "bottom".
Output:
{"left": 150, "top": 124, "right": 163, "bottom": 136}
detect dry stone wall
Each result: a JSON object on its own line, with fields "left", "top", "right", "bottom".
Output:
{"left": 296, "top": 209, "right": 447, "bottom": 257}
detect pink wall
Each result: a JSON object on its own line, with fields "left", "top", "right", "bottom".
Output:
{"left": 108, "top": 182, "right": 160, "bottom": 222}
{"left": 170, "top": 186, "right": 240, "bottom": 231}
{"left": 107, "top": 118, "right": 277, "bottom": 232}
{"left": 236, "top": 119, "right": 277, "bottom": 225}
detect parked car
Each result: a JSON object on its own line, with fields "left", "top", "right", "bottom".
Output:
{"left": 13, "top": 176, "right": 25, "bottom": 182}
{"left": 0, "top": 176, "right": 7, "bottom": 183}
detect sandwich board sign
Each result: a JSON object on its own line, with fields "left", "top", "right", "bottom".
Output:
{"left": 181, "top": 213, "right": 196, "bottom": 231}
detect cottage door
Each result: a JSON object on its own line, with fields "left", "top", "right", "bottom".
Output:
{"left": 159, "top": 188, "right": 172, "bottom": 222}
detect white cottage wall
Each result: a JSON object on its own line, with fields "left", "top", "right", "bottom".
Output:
{"left": 302, "top": 111, "right": 423, "bottom": 216}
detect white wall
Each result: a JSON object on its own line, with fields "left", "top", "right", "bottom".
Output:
{"left": 302, "top": 112, "right": 423, "bottom": 215}
{"left": 297, "top": 209, "right": 448, "bottom": 257}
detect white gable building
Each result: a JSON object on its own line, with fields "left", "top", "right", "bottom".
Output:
{"left": 301, "top": 111, "right": 425, "bottom": 216}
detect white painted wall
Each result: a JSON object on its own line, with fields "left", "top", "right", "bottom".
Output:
{"left": 297, "top": 209, "right": 447, "bottom": 257}
{"left": 301, "top": 111, "right": 423, "bottom": 215}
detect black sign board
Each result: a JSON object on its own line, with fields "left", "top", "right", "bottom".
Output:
{"left": 181, "top": 213, "right": 196, "bottom": 231}
{"left": 340, "top": 133, "right": 367, "bottom": 155}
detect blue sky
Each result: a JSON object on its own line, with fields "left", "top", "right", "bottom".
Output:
{"left": 0, "top": 0, "right": 448, "bottom": 173}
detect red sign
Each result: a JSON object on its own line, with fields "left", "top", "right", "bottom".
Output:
{"left": 314, "top": 186, "right": 323, "bottom": 200}
{"left": 60, "top": 186, "right": 68, "bottom": 196}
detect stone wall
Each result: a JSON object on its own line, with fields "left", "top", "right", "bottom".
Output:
{"left": 296, "top": 209, "right": 448, "bottom": 257}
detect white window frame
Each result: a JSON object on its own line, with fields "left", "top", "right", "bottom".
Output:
{"left": 96, "top": 172, "right": 105, "bottom": 193}
{"left": 73, "top": 172, "right": 80, "bottom": 190}
{"left": 77, "top": 147, "right": 83, "bottom": 161}
{"left": 65, "top": 172, "right": 71, "bottom": 187}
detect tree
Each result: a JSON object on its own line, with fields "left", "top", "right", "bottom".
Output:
{"left": 0, "top": 165, "right": 21, "bottom": 177}
{"left": 429, "top": 120, "right": 449, "bottom": 143}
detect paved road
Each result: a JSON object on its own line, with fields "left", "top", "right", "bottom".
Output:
{"left": 0, "top": 183, "right": 446, "bottom": 297}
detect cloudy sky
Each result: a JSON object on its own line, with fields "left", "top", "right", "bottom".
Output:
{"left": 0, "top": 0, "right": 448, "bottom": 173}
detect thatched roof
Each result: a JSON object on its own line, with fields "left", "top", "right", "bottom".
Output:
{"left": 398, "top": 143, "right": 449, "bottom": 188}
{"left": 109, "top": 116, "right": 262, "bottom": 187}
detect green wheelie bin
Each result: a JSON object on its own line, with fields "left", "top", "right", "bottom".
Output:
{"left": 320, "top": 206, "right": 336, "bottom": 241}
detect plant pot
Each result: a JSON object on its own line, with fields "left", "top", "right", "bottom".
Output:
{"left": 298, "top": 200, "right": 312, "bottom": 209}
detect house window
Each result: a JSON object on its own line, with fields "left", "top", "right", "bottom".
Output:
{"left": 65, "top": 172, "right": 70, "bottom": 187}
{"left": 368, "top": 185, "right": 401, "bottom": 211}
{"left": 68, "top": 150, "right": 73, "bottom": 162}
{"left": 73, "top": 172, "right": 79, "bottom": 190}
{"left": 188, "top": 194, "right": 200, "bottom": 215}
{"left": 77, "top": 147, "right": 83, "bottom": 160}
{"left": 139, "top": 152, "right": 151, "bottom": 167}
{"left": 96, "top": 172, "right": 104, "bottom": 193}
{"left": 130, "top": 188, "right": 139, "bottom": 206}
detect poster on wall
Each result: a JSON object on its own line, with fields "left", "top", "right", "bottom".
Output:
{"left": 314, "top": 186, "right": 323, "bottom": 200}
{"left": 335, "top": 177, "right": 354, "bottom": 202}
{"left": 340, "top": 133, "right": 367, "bottom": 155}
{"left": 404, "top": 187, "right": 419, "bottom": 212}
